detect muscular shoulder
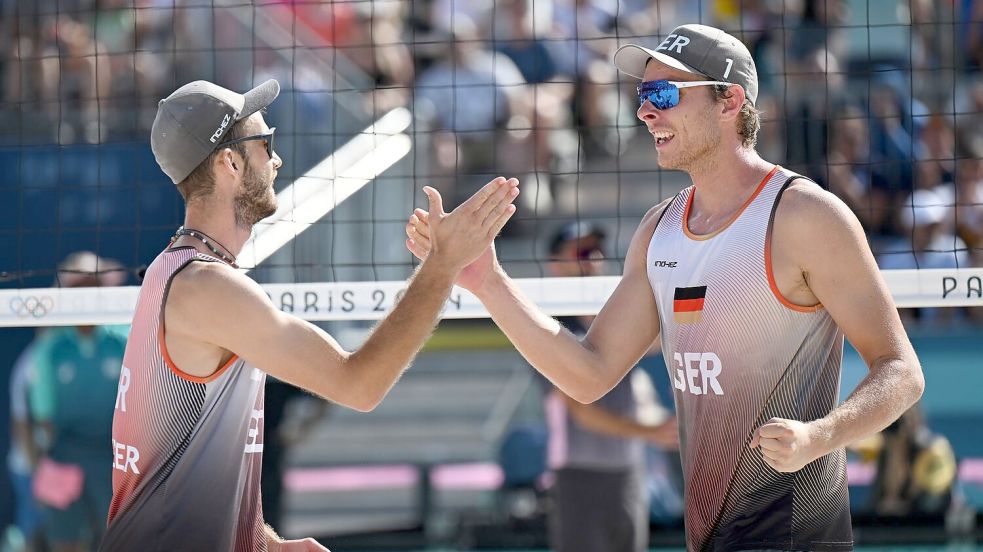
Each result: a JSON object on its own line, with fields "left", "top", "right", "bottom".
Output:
{"left": 773, "top": 179, "right": 869, "bottom": 269}
{"left": 167, "top": 261, "right": 271, "bottom": 327}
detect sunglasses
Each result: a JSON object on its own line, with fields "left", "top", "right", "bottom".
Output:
{"left": 216, "top": 127, "right": 276, "bottom": 159}
{"left": 637, "top": 80, "right": 732, "bottom": 110}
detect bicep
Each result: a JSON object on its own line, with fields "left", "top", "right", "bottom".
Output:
{"left": 795, "top": 195, "right": 911, "bottom": 366}
{"left": 585, "top": 270, "right": 661, "bottom": 376}
{"left": 582, "top": 204, "right": 665, "bottom": 382}
{"left": 171, "top": 270, "right": 353, "bottom": 404}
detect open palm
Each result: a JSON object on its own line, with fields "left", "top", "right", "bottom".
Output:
{"left": 405, "top": 201, "right": 503, "bottom": 294}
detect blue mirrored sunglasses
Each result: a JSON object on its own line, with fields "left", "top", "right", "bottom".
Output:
{"left": 637, "top": 80, "right": 732, "bottom": 110}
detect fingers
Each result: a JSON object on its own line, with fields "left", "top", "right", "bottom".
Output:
{"left": 405, "top": 238, "right": 428, "bottom": 261}
{"left": 458, "top": 176, "right": 506, "bottom": 213}
{"left": 411, "top": 209, "right": 431, "bottom": 241}
{"left": 757, "top": 419, "right": 789, "bottom": 439}
{"left": 481, "top": 186, "right": 519, "bottom": 236}
{"left": 423, "top": 186, "right": 444, "bottom": 217}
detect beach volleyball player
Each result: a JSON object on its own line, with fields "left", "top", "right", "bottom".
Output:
{"left": 101, "top": 79, "right": 519, "bottom": 551}
{"left": 406, "top": 24, "right": 923, "bottom": 551}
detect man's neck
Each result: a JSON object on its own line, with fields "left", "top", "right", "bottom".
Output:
{"left": 179, "top": 206, "right": 251, "bottom": 259}
{"left": 685, "top": 146, "right": 774, "bottom": 215}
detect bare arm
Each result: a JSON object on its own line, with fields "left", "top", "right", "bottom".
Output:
{"left": 167, "top": 178, "right": 518, "bottom": 412}
{"left": 407, "top": 199, "right": 672, "bottom": 403}
{"left": 478, "top": 203, "right": 672, "bottom": 403}
{"left": 751, "top": 184, "right": 924, "bottom": 472}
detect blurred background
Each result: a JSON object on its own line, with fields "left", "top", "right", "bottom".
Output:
{"left": 0, "top": 0, "right": 982, "bottom": 550}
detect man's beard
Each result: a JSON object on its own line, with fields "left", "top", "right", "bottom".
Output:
{"left": 233, "top": 160, "right": 277, "bottom": 228}
{"left": 658, "top": 114, "right": 721, "bottom": 175}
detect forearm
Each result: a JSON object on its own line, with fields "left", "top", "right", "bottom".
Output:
{"left": 477, "top": 269, "right": 610, "bottom": 402}
{"left": 811, "top": 355, "right": 923, "bottom": 455}
{"left": 346, "top": 259, "right": 457, "bottom": 409}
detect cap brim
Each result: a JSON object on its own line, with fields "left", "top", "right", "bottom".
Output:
{"left": 614, "top": 44, "right": 701, "bottom": 80}
{"left": 239, "top": 79, "right": 280, "bottom": 120}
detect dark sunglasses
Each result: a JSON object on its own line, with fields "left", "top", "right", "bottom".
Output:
{"left": 637, "top": 80, "right": 732, "bottom": 110}
{"left": 216, "top": 127, "right": 276, "bottom": 159}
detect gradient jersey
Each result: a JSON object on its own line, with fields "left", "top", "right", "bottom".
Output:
{"left": 102, "top": 247, "right": 267, "bottom": 552}
{"left": 647, "top": 166, "right": 852, "bottom": 551}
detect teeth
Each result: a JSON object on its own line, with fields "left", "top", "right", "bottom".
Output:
{"left": 653, "top": 131, "right": 674, "bottom": 144}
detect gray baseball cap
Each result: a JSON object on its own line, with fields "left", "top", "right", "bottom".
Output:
{"left": 151, "top": 79, "right": 280, "bottom": 184}
{"left": 614, "top": 24, "right": 758, "bottom": 105}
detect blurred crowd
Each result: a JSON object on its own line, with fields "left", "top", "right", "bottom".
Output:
{"left": 3, "top": 0, "right": 982, "bottom": 280}
{"left": 3, "top": 0, "right": 982, "bottom": 257}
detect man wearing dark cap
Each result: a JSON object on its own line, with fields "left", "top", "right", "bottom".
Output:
{"left": 542, "top": 222, "right": 677, "bottom": 552}
{"left": 407, "top": 24, "right": 923, "bottom": 551}
{"left": 102, "top": 80, "right": 519, "bottom": 551}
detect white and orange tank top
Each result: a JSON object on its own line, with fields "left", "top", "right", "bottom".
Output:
{"left": 102, "top": 247, "right": 267, "bottom": 552}
{"left": 647, "top": 166, "right": 853, "bottom": 552}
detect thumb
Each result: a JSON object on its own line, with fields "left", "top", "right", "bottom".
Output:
{"left": 749, "top": 429, "right": 760, "bottom": 449}
{"left": 423, "top": 186, "right": 444, "bottom": 216}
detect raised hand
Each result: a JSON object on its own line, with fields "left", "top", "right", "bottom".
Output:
{"left": 406, "top": 177, "right": 518, "bottom": 290}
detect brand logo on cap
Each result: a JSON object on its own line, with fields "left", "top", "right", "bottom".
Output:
{"left": 656, "top": 34, "right": 690, "bottom": 54}
{"left": 209, "top": 113, "right": 232, "bottom": 143}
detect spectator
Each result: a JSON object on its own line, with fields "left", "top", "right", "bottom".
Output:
{"left": 867, "top": 406, "right": 957, "bottom": 519}
{"left": 414, "top": 16, "right": 527, "bottom": 204}
{"left": 28, "top": 252, "right": 127, "bottom": 552}
{"left": 7, "top": 335, "right": 46, "bottom": 550}
{"left": 541, "top": 222, "right": 676, "bottom": 552}
{"left": 824, "top": 104, "right": 897, "bottom": 235}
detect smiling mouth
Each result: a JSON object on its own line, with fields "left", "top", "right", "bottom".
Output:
{"left": 652, "top": 130, "right": 675, "bottom": 147}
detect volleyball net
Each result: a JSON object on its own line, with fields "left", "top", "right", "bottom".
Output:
{"left": 1, "top": 0, "right": 982, "bottom": 329}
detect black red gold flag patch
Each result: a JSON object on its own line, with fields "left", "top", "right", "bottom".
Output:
{"left": 673, "top": 286, "right": 707, "bottom": 324}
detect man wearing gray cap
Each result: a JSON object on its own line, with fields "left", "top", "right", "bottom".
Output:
{"left": 407, "top": 23, "right": 922, "bottom": 551}
{"left": 101, "top": 79, "right": 519, "bottom": 551}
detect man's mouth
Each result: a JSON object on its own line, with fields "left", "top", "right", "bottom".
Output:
{"left": 652, "top": 130, "right": 675, "bottom": 147}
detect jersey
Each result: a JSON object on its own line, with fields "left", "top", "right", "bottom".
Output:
{"left": 647, "top": 166, "right": 853, "bottom": 551}
{"left": 102, "top": 247, "right": 268, "bottom": 552}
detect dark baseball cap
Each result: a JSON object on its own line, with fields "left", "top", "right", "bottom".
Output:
{"left": 151, "top": 79, "right": 280, "bottom": 184}
{"left": 614, "top": 24, "right": 758, "bottom": 105}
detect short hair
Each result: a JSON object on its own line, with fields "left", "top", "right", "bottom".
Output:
{"left": 176, "top": 118, "right": 250, "bottom": 203}
{"left": 711, "top": 84, "right": 760, "bottom": 149}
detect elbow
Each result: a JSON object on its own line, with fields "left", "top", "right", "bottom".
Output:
{"left": 909, "top": 361, "right": 925, "bottom": 404}
{"left": 349, "top": 396, "right": 382, "bottom": 413}
{"left": 568, "top": 368, "right": 617, "bottom": 405}
{"left": 347, "top": 380, "right": 389, "bottom": 413}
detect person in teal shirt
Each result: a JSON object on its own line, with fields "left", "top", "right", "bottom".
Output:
{"left": 27, "top": 252, "right": 128, "bottom": 552}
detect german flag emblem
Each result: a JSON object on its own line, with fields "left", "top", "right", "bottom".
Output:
{"left": 673, "top": 286, "right": 707, "bottom": 324}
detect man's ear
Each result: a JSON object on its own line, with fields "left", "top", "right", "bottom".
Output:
{"left": 215, "top": 147, "right": 239, "bottom": 175}
{"left": 719, "top": 84, "right": 745, "bottom": 121}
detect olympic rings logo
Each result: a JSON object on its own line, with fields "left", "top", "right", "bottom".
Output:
{"left": 9, "top": 296, "right": 55, "bottom": 318}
